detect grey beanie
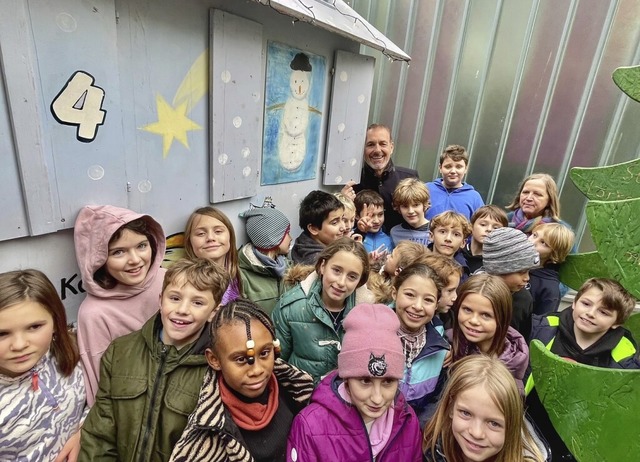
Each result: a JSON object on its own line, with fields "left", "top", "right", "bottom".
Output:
{"left": 482, "top": 227, "right": 540, "bottom": 275}
{"left": 239, "top": 207, "right": 291, "bottom": 251}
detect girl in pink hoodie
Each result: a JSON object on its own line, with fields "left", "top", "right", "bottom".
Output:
{"left": 74, "top": 205, "right": 166, "bottom": 405}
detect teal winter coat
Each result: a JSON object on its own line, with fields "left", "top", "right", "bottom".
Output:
{"left": 272, "top": 274, "right": 357, "bottom": 382}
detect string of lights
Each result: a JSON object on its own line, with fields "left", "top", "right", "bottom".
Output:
{"left": 259, "top": 0, "right": 411, "bottom": 63}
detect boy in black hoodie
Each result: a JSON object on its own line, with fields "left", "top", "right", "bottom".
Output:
{"left": 526, "top": 277, "right": 639, "bottom": 460}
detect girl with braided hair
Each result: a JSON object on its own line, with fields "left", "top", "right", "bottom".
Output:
{"left": 170, "top": 298, "right": 314, "bottom": 462}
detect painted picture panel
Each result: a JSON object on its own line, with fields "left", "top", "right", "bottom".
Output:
{"left": 261, "top": 41, "right": 326, "bottom": 185}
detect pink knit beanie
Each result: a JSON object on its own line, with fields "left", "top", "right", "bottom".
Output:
{"left": 338, "top": 303, "right": 404, "bottom": 379}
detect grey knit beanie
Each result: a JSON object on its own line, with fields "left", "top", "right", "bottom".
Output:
{"left": 482, "top": 227, "right": 540, "bottom": 275}
{"left": 239, "top": 207, "right": 291, "bottom": 251}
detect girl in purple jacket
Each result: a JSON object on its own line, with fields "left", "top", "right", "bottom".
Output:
{"left": 287, "top": 303, "right": 422, "bottom": 462}
{"left": 184, "top": 206, "right": 242, "bottom": 305}
{"left": 448, "top": 274, "right": 529, "bottom": 394}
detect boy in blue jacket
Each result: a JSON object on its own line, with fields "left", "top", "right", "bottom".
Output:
{"left": 354, "top": 189, "right": 394, "bottom": 254}
{"left": 426, "top": 144, "right": 484, "bottom": 220}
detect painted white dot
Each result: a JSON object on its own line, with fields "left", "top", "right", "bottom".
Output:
{"left": 337, "top": 123, "right": 345, "bottom": 133}
{"left": 138, "top": 180, "right": 152, "bottom": 193}
{"left": 357, "top": 94, "right": 366, "bottom": 104}
{"left": 350, "top": 158, "right": 357, "bottom": 167}
{"left": 340, "top": 71, "right": 348, "bottom": 82}
{"left": 218, "top": 153, "right": 229, "bottom": 165}
{"left": 241, "top": 147, "right": 251, "bottom": 158}
{"left": 87, "top": 165, "right": 104, "bottom": 180}
{"left": 233, "top": 116, "right": 242, "bottom": 128}
{"left": 242, "top": 166, "right": 252, "bottom": 177}
{"left": 291, "top": 193, "right": 298, "bottom": 202}
{"left": 252, "top": 91, "right": 261, "bottom": 102}
{"left": 335, "top": 176, "right": 343, "bottom": 183}
{"left": 56, "top": 13, "right": 77, "bottom": 32}
{"left": 221, "top": 70, "right": 231, "bottom": 83}
{"left": 290, "top": 448, "right": 298, "bottom": 462}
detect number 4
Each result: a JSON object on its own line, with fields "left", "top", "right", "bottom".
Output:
{"left": 51, "top": 71, "right": 106, "bottom": 142}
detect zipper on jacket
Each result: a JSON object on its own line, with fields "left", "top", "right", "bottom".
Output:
{"left": 354, "top": 411, "right": 376, "bottom": 462}
{"left": 139, "top": 344, "right": 168, "bottom": 462}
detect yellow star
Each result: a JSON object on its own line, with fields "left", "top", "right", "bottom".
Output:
{"left": 140, "top": 94, "right": 202, "bottom": 158}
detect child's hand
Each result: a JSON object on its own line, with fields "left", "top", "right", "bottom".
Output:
{"left": 341, "top": 180, "right": 357, "bottom": 201}
{"left": 369, "top": 244, "right": 388, "bottom": 262}
{"left": 54, "top": 429, "right": 81, "bottom": 462}
{"left": 357, "top": 203, "right": 375, "bottom": 233}
{"left": 443, "top": 350, "right": 453, "bottom": 368}
{"left": 349, "top": 231, "right": 363, "bottom": 243}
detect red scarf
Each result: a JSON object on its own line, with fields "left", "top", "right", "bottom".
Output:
{"left": 218, "top": 374, "right": 279, "bottom": 430}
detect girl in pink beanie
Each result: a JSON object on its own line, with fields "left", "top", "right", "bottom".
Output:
{"left": 286, "top": 303, "right": 422, "bottom": 462}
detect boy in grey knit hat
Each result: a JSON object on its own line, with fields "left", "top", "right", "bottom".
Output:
{"left": 479, "top": 227, "right": 540, "bottom": 340}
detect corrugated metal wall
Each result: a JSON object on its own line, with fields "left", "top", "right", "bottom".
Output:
{"left": 352, "top": 0, "right": 640, "bottom": 250}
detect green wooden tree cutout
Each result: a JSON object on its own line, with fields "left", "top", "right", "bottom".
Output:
{"left": 530, "top": 340, "right": 640, "bottom": 462}
{"left": 560, "top": 65, "right": 640, "bottom": 293}
{"left": 613, "top": 65, "right": 640, "bottom": 103}
{"left": 570, "top": 158, "right": 640, "bottom": 201}
{"left": 558, "top": 251, "right": 610, "bottom": 289}
{"left": 586, "top": 198, "right": 640, "bottom": 299}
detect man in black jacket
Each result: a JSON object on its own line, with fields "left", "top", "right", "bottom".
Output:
{"left": 342, "top": 123, "right": 418, "bottom": 232}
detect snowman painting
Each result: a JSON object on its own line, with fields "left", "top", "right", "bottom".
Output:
{"left": 278, "top": 53, "right": 312, "bottom": 171}
{"left": 262, "top": 43, "right": 326, "bottom": 186}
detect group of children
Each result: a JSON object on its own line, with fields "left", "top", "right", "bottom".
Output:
{"left": 1, "top": 142, "right": 638, "bottom": 462}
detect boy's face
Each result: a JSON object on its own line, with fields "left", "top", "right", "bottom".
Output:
{"left": 365, "top": 205, "right": 385, "bottom": 233}
{"left": 160, "top": 278, "right": 216, "bottom": 350}
{"left": 439, "top": 156, "right": 468, "bottom": 189}
{"left": 430, "top": 225, "right": 465, "bottom": 257}
{"left": 572, "top": 287, "right": 620, "bottom": 342}
{"left": 437, "top": 274, "right": 461, "bottom": 313}
{"left": 206, "top": 319, "right": 275, "bottom": 399}
{"left": 528, "top": 229, "right": 552, "bottom": 263}
{"left": 399, "top": 203, "right": 428, "bottom": 228}
{"left": 499, "top": 270, "right": 529, "bottom": 293}
{"left": 384, "top": 248, "right": 400, "bottom": 275}
{"left": 341, "top": 211, "right": 356, "bottom": 237}
{"left": 471, "top": 216, "right": 503, "bottom": 246}
{"left": 308, "top": 208, "right": 345, "bottom": 245}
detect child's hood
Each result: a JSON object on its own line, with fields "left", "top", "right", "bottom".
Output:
{"left": 499, "top": 326, "right": 529, "bottom": 381}
{"left": 73, "top": 205, "right": 166, "bottom": 298}
{"left": 310, "top": 371, "right": 413, "bottom": 431}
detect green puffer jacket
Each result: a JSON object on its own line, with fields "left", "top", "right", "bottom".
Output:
{"left": 238, "top": 243, "right": 288, "bottom": 316}
{"left": 79, "top": 314, "right": 210, "bottom": 462}
{"left": 272, "top": 274, "right": 357, "bottom": 382}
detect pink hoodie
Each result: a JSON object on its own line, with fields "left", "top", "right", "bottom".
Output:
{"left": 74, "top": 205, "right": 166, "bottom": 405}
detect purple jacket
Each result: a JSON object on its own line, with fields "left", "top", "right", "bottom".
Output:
{"left": 287, "top": 371, "right": 422, "bottom": 462}
{"left": 447, "top": 326, "right": 529, "bottom": 394}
